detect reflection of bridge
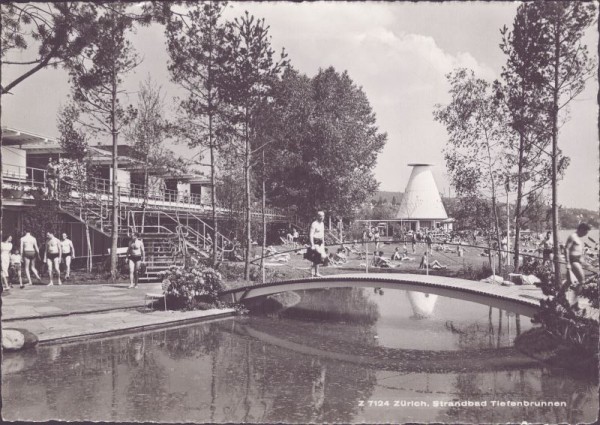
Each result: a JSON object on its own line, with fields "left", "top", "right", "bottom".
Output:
{"left": 220, "top": 273, "right": 543, "bottom": 317}
{"left": 231, "top": 322, "right": 540, "bottom": 373}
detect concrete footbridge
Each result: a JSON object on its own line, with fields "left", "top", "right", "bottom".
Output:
{"left": 219, "top": 273, "right": 543, "bottom": 317}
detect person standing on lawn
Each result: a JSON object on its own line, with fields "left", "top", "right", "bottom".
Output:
{"left": 308, "top": 211, "right": 326, "bottom": 277}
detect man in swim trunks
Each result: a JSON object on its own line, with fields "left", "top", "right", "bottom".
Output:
{"left": 539, "top": 231, "right": 553, "bottom": 266}
{"left": 44, "top": 231, "right": 62, "bottom": 286}
{"left": 127, "top": 233, "right": 145, "bottom": 288}
{"left": 20, "top": 230, "right": 41, "bottom": 285}
{"left": 308, "top": 211, "right": 325, "bottom": 277}
{"left": 60, "top": 233, "right": 75, "bottom": 280}
{"left": 565, "top": 222, "right": 591, "bottom": 286}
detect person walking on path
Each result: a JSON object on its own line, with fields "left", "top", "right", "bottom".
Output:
{"left": 44, "top": 231, "right": 62, "bottom": 286}
{"left": 60, "top": 233, "right": 75, "bottom": 280}
{"left": 10, "top": 247, "right": 24, "bottom": 288}
{"left": 411, "top": 232, "right": 417, "bottom": 254}
{"left": 565, "top": 223, "right": 591, "bottom": 287}
{"left": 127, "top": 233, "right": 145, "bottom": 288}
{"left": 1, "top": 235, "right": 13, "bottom": 290}
{"left": 20, "top": 230, "right": 41, "bottom": 285}
{"left": 307, "top": 211, "right": 326, "bottom": 277}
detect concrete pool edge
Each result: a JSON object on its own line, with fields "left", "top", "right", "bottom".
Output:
{"left": 5, "top": 308, "right": 236, "bottom": 347}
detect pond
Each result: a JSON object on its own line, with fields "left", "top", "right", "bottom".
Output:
{"left": 2, "top": 288, "right": 598, "bottom": 423}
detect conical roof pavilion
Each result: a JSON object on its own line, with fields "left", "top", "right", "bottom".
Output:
{"left": 396, "top": 164, "right": 448, "bottom": 220}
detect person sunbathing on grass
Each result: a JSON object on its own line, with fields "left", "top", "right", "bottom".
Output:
{"left": 266, "top": 245, "right": 290, "bottom": 262}
{"left": 372, "top": 251, "right": 392, "bottom": 268}
{"left": 418, "top": 252, "right": 447, "bottom": 270}
{"left": 334, "top": 246, "right": 348, "bottom": 263}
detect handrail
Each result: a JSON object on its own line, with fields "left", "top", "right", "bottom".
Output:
{"left": 2, "top": 164, "right": 47, "bottom": 187}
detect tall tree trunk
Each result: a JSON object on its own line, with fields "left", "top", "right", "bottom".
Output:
{"left": 244, "top": 107, "right": 251, "bottom": 280}
{"left": 513, "top": 132, "right": 526, "bottom": 271}
{"left": 261, "top": 150, "right": 266, "bottom": 284}
{"left": 209, "top": 112, "right": 219, "bottom": 266}
{"left": 85, "top": 223, "right": 92, "bottom": 273}
{"left": 110, "top": 69, "right": 119, "bottom": 282}
{"left": 551, "top": 22, "right": 561, "bottom": 286}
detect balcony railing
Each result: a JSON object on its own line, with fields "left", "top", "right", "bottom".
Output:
{"left": 2, "top": 164, "right": 47, "bottom": 187}
{"left": 2, "top": 163, "right": 289, "bottom": 218}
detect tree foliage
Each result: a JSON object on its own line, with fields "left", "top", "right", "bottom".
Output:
{"left": 261, "top": 67, "right": 386, "bottom": 223}
{"left": 65, "top": 3, "right": 140, "bottom": 281}
{"left": 218, "top": 11, "right": 288, "bottom": 279}
{"left": 165, "top": 1, "right": 233, "bottom": 265}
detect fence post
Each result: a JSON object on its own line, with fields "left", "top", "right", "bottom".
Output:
{"left": 365, "top": 241, "right": 369, "bottom": 274}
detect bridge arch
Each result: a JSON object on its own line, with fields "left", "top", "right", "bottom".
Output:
{"left": 220, "top": 273, "right": 541, "bottom": 317}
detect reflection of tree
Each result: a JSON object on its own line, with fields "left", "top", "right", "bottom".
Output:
{"left": 278, "top": 288, "right": 380, "bottom": 325}
{"left": 125, "top": 334, "right": 180, "bottom": 422}
{"left": 438, "top": 368, "right": 596, "bottom": 423}
{"left": 446, "top": 308, "right": 524, "bottom": 350}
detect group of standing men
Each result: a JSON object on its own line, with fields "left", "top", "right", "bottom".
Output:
{"left": 1, "top": 230, "right": 75, "bottom": 289}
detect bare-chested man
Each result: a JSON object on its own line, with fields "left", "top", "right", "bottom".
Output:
{"left": 20, "top": 230, "right": 41, "bottom": 285}
{"left": 44, "top": 231, "right": 62, "bottom": 286}
{"left": 565, "top": 222, "right": 591, "bottom": 286}
{"left": 60, "top": 233, "right": 75, "bottom": 280}
{"left": 127, "top": 233, "right": 145, "bottom": 288}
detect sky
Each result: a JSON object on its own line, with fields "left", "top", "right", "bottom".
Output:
{"left": 2, "top": 2, "right": 598, "bottom": 210}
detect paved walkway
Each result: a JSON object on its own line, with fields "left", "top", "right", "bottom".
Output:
{"left": 2, "top": 283, "right": 162, "bottom": 321}
{"left": 5, "top": 308, "right": 235, "bottom": 344}
{"left": 1, "top": 283, "right": 235, "bottom": 345}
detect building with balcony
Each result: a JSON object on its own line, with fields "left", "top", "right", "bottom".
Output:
{"left": 2, "top": 127, "right": 289, "bottom": 280}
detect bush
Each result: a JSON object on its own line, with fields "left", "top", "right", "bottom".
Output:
{"left": 521, "top": 258, "right": 599, "bottom": 356}
{"left": 160, "top": 264, "right": 224, "bottom": 311}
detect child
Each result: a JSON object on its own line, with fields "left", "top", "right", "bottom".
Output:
{"left": 391, "top": 247, "right": 401, "bottom": 261}
{"left": 10, "top": 248, "right": 23, "bottom": 289}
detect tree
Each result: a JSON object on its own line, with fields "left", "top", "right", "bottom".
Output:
{"left": 125, "top": 76, "right": 184, "bottom": 230}
{"left": 499, "top": 3, "right": 567, "bottom": 270}
{"left": 434, "top": 69, "right": 512, "bottom": 272}
{"left": 56, "top": 103, "right": 96, "bottom": 272}
{"left": 219, "top": 12, "right": 288, "bottom": 279}
{"left": 65, "top": 4, "right": 140, "bottom": 281}
{"left": 521, "top": 1, "right": 596, "bottom": 284}
{"left": 0, "top": 2, "right": 99, "bottom": 95}
{"left": 262, "top": 67, "right": 386, "bottom": 224}
{"left": 165, "top": 1, "right": 234, "bottom": 265}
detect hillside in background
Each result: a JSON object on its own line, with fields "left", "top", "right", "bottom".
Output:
{"left": 370, "top": 191, "right": 403, "bottom": 205}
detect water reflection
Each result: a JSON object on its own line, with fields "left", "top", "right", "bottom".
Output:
{"left": 2, "top": 288, "right": 598, "bottom": 423}
{"left": 406, "top": 291, "right": 438, "bottom": 319}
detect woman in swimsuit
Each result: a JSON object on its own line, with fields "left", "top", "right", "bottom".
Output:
{"left": 127, "top": 233, "right": 145, "bottom": 288}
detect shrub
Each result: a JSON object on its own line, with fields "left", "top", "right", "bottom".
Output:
{"left": 160, "top": 263, "right": 224, "bottom": 311}
{"left": 522, "top": 258, "right": 599, "bottom": 355}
